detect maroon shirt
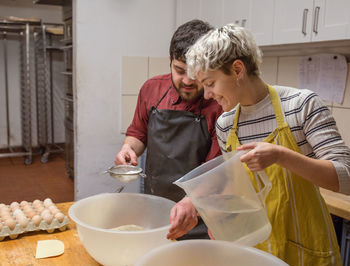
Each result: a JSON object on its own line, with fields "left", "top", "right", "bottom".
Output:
{"left": 126, "top": 73, "right": 223, "bottom": 162}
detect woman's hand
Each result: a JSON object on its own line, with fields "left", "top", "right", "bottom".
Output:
{"left": 237, "top": 142, "right": 339, "bottom": 191}
{"left": 167, "top": 197, "right": 198, "bottom": 240}
{"left": 237, "top": 142, "right": 281, "bottom": 171}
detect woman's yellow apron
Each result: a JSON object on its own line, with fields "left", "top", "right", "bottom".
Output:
{"left": 226, "top": 85, "right": 341, "bottom": 266}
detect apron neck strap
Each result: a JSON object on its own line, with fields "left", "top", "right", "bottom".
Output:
{"left": 155, "top": 86, "right": 204, "bottom": 117}
{"left": 155, "top": 86, "right": 172, "bottom": 108}
{"left": 268, "top": 85, "right": 285, "bottom": 128}
{"left": 233, "top": 85, "right": 285, "bottom": 130}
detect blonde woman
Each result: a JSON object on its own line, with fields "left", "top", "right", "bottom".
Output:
{"left": 170, "top": 24, "right": 350, "bottom": 265}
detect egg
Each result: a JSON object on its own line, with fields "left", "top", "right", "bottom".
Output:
{"left": 42, "top": 213, "right": 53, "bottom": 225}
{"left": 35, "top": 205, "right": 45, "bottom": 213}
{"left": 11, "top": 205, "right": 20, "bottom": 212}
{"left": 40, "top": 209, "right": 51, "bottom": 217}
{"left": 50, "top": 208, "right": 60, "bottom": 216}
{"left": 48, "top": 205, "right": 58, "bottom": 212}
{"left": 32, "top": 199, "right": 42, "bottom": 206}
{"left": 54, "top": 212, "right": 65, "bottom": 223}
{"left": 10, "top": 202, "right": 19, "bottom": 210}
{"left": 26, "top": 211, "right": 36, "bottom": 219}
{"left": 48, "top": 205, "right": 59, "bottom": 215}
{"left": 0, "top": 203, "right": 6, "bottom": 209}
{"left": 0, "top": 209, "right": 10, "bottom": 217}
{"left": 13, "top": 209, "right": 25, "bottom": 218}
{"left": 23, "top": 205, "right": 33, "bottom": 214}
{"left": 43, "top": 198, "right": 53, "bottom": 207}
{"left": 17, "top": 216, "right": 29, "bottom": 228}
{"left": 31, "top": 215, "right": 42, "bottom": 226}
{"left": 20, "top": 200, "right": 28, "bottom": 207}
{"left": 4, "top": 218, "right": 16, "bottom": 230}
{"left": 1, "top": 213, "right": 12, "bottom": 221}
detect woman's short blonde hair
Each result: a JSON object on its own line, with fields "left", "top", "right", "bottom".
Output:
{"left": 186, "top": 23, "right": 262, "bottom": 79}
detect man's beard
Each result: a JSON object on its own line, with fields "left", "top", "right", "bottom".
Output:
{"left": 171, "top": 74, "right": 203, "bottom": 102}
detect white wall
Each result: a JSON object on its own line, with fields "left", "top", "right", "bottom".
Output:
{"left": 0, "top": 0, "right": 64, "bottom": 148}
{"left": 74, "top": 0, "right": 176, "bottom": 200}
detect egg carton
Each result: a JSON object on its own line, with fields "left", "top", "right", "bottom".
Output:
{"left": 0, "top": 199, "right": 70, "bottom": 241}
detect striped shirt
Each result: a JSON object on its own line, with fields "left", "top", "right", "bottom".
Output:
{"left": 216, "top": 85, "right": 350, "bottom": 194}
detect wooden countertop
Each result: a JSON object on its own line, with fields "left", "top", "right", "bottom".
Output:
{"left": 1, "top": 191, "right": 349, "bottom": 265}
{"left": 0, "top": 202, "right": 99, "bottom": 266}
{"left": 320, "top": 188, "right": 350, "bottom": 221}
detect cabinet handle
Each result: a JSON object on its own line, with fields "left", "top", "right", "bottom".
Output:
{"left": 313, "top": 6, "right": 320, "bottom": 34}
{"left": 302, "top": 8, "right": 308, "bottom": 35}
{"left": 241, "top": 19, "right": 247, "bottom": 27}
{"left": 235, "top": 20, "right": 240, "bottom": 25}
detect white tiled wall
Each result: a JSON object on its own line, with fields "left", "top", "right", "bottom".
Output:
{"left": 260, "top": 57, "right": 278, "bottom": 85}
{"left": 332, "top": 108, "right": 350, "bottom": 146}
{"left": 121, "top": 56, "right": 148, "bottom": 95}
{"left": 276, "top": 56, "right": 299, "bottom": 88}
{"left": 149, "top": 57, "right": 170, "bottom": 78}
{"left": 261, "top": 56, "right": 350, "bottom": 146}
{"left": 121, "top": 55, "right": 350, "bottom": 146}
{"left": 121, "top": 56, "right": 170, "bottom": 133}
{"left": 121, "top": 95, "right": 139, "bottom": 132}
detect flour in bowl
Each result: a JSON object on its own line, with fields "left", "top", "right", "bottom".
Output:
{"left": 110, "top": 224, "right": 145, "bottom": 231}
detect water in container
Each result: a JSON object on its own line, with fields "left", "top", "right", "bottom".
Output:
{"left": 174, "top": 150, "right": 272, "bottom": 247}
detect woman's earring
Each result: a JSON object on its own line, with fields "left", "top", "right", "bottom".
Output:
{"left": 236, "top": 77, "right": 241, "bottom": 88}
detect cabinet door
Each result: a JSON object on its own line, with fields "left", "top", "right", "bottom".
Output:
{"left": 199, "top": 0, "right": 225, "bottom": 27}
{"left": 273, "top": 0, "right": 314, "bottom": 44}
{"left": 247, "top": 0, "right": 274, "bottom": 46}
{"left": 176, "top": 0, "right": 224, "bottom": 28}
{"left": 223, "top": 0, "right": 249, "bottom": 27}
{"left": 311, "top": 0, "right": 350, "bottom": 42}
{"left": 175, "top": 0, "right": 201, "bottom": 28}
{"left": 223, "top": 0, "right": 274, "bottom": 46}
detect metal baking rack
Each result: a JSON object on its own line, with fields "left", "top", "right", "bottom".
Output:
{"left": 34, "top": 23, "right": 65, "bottom": 163}
{"left": 0, "top": 19, "right": 64, "bottom": 164}
{"left": 0, "top": 19, "right": 40, "bottom": 164}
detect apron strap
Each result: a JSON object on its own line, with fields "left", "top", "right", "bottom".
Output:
{"left": 155, "top": 86, "right": 172, "bottom": 108}
{"left": 155, "top": 85, "right": 204, "bottom": 119}
{"left": 268, "top": 85, "right": 286, "bottom": 128}
{"left": 233, "top": 86, "right": 286, "bottom": 129}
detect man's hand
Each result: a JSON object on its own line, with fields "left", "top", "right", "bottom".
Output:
{"left": 167, "top": 197, "right": 198, "bottom": 240}
{"left": 114, "top": 144, "right": 138, "bottom": 165}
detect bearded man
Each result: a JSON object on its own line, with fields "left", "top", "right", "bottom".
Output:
{"left": 114, "top": 19, "right": 223, "bottom": 240}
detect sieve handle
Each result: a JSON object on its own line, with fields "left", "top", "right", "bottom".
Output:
{"left": 256, "top": 171, "right": 272, "bottom": 207}
{"left": 139, "top": 173, "right": 147, "bottom": 178}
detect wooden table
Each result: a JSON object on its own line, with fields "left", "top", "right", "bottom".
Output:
{"left": 320, "top": 188, "right": 350, "bottom": 220}
{"left": 1, "top": 192, "right": 349, "bottom": 266}
{"left": 0, "top": 202, "right": 99, "bottom": 266}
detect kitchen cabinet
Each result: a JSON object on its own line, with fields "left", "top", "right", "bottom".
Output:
{"left": 222, "top": 0, "right": 274, "bottom": 46}
{"left": 176, "top": 0, "right": 350, "bottom": 46}
{"left": 176, "top": 0, "right": 224, "bottom": 28}
{"left": 273, "top": 0, "right": 350, "bottom": 45}
{"left": 176, "top": 0, "right": 274, "bottom": 46}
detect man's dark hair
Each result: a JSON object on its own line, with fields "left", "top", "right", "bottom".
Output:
{"left": 169, "top": 19, "right": 213, "bottom": 63}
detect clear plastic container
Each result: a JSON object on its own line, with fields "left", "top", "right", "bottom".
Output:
{"left": 68, "top": 193, "right": 175, "bottom": 266}
{"left": 135, "top": 239, "right": 288, "bottom": 266}
{"left": 174, "top": 150, "right": 272, "bottom": 247}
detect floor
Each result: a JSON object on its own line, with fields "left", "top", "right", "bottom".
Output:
{"left": 0, "top": 153, "right": 74, "bottom": 205}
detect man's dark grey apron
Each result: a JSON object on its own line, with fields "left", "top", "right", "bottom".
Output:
{"left": 145, "top": 86, "right": 211, "bottom": 240}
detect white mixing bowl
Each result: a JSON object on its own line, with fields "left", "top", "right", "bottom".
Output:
{"left": 135, "top": 239, "right": 288, "bottom": 266}
{"left": 68, "top": 193, "right": 175, "bottom": 266}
